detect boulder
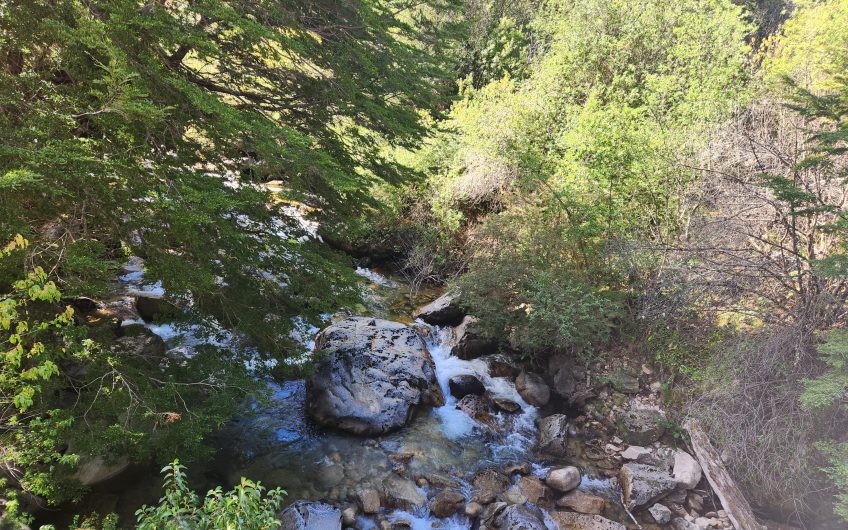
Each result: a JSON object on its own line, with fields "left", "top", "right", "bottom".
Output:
{"left": 382, "top": 475, "right": 424, "bottom": 509}
{"left": 278, "top": 500, "right": 342, "bottom": 530}
{"left": 114, "top": 325, "right": 166, "bottom": 360}
{"left": 357, "top": 488, "right": 381, "bottom": 514}
{"left": 505, "top": 462, "right": 531, "bottom": 476}
{"left": 620, "top": 446, "right": 652, "bottom": 461}
{"left": 451, "top": 316, "right": 495, "bottom": 360}
{"left": 135, "top": 295, "right": 164, "bottom": 322}
{"left": 545, "top": 467, "right": 581, "bottom": 493}
{"left": 619, "top": 463, "right": 676, "bottom": 510}
{"left": 465, "top": 501, "right": 483, "bottom": 518}
{"left": 414, "top": 293, "right": 464, "bottom": 326}
{"left": 456, "top": 394, "right": 495, "bottom": 424}
{"left": 306, "top": 317, "right": 443, "bottom": 435}
{"left": 341, "top": 506, "right": 357, "bottom": 527}
{"left": 555, "top": 491, "right": 605, "bottom": 515}
{"left": 482, "top": 354, "right": 521, "bottom": 378}
{"left": 515, "top": 372, "right": 550, "bottom": 407}
{"left": 648, "top": 503, "right": 673, "bottom": 524}
{"left": 494, "top": 504, "right": 547, "bottom": 530}
{"left": 613, "top": 406, "right": 666, "bottom": 446}
{"left": 672, "top": 450, "right": 702, "bottom": 490}
{"left": 512, "top": 476, "right": 549, "bottom": 505}
{"left": 493, "top": 397, "right": 522, "bottom": 413}
{"left": 547, "top": 512, "right": 626, "bottom": 530}
{"left": 671, "top": 518, "right": 699, "bottom": 530}
{"left": 430, "top": 489, "right": 465, "bottom": 518}
{"left": 473, "top": 469, "right": 509, "bottom": 504}
{"left": 72, "top": 456, "right": 130, "bottom": 487}
{"left": 547, "top": 355, "right": 582, "bottom": 398}
{"left": 449, "top": 375, "right": 485, "bottom": 399}
{"left": 537, "top": 414, "right": 570, "bottom": 457}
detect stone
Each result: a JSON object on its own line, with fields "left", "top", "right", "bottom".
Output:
{"left": 357, "top": 488, "right": 381, "bottom": 514}
{"left": 505, "top": 462, "right": 531, "bottom": 475}
{"left": 555, "top": 491, "right": 605, "bottom": 514}
{"left": 547, "top": 511, "right": 626, "bottom": 530}
{"left": 536, "top": 414, "right": 569, "bottom": 457}
{"left": 671, "top": 518, "right": 699, "bottom": 530}
{"left": 430, "top": 489, "right": 465, "bottom": 518}
{"left": 451, "top": 316, "right": 495, "bottom": 360}
{"left": 465, "top": 501, "right": 483, "bottom": 518}
{"left": 72, "top": 456, "right": 130, "bottom": 487}
{"left": 456, "top": 394, "right": 495, "bottom": 424}
{"left": 473, "top": 469, "right": 509, "bottom": 504}
{"left": 135, "top": 295, "right": 164, "bottom": 322}
{"left": 545, "top": 467, "right": 581, "bottom": 493}
{"left": 341, "top": 506, "right": 358, "bottom": 527}
{"left": 382, "top": 475, "right": 424, "bottom": 509}
{"left": 448, "top": 374, "right": 485, "bottom": 399}
{"left": 391, "top": 519, "right": 412, "bottom": 530}
{"left": 482, "top": 354, "right": 521, "bottom": 378}
{"left": 513, "top": 476, "right": 549, "bottom": 505}
{"left": 495, "top": 504, "right": 547, "bottom": 530}
{"left": 649, "top": 503, "right": 673, "bottom": 524}
{"left": 306, "top": 317, "right": 443, "bottom": 435}
{"left": 492, "top": 397, "right": 522, "bottom": 413}
{"left": 619, "top": 463, "right": 677, "bottom": 510}
{"left": 278, "top": 500, "right": 342, "bottom": 530}
{"left": 515, "top": 372, "right": 550, "bottom": 407}
{"left": 673, "top": 450, "right": 702, "bottom": 490}
{"left": 548, "top": 354, "right": 580, "bottom": 399}
{"left": 113, "top": 325, "right": 166, "bottom": 360}
{"left": 481, "top": 501, "right": 508, "bottom": 526}
{"left": 620, "top": 446, "right": 652, "bottom": 461}
{"left": 686, "top": 492, "right": 704, "bottom": 512}
{"left": 413, "top": 293, "right": 464, "bottom": 326}
{"left": 613, "top": 406, "right": 666, "bottom": 445}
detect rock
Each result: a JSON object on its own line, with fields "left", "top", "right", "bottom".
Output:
{"left": 482, "top": 354, "right": 521, "bottom": 378}
{"left": 414, "top": 293, "right": 464, "bottom": 326}
{"left": 495, "top": 504, "right": 547, "bottom": 530}
{"left": 492, "top": 397, "right": 522, "bottom": 413}
{"left": 501, "top": 488, "right": 527, "bottom": 505}
{"left": 449, "top": 374, "right": 485, "bottom": 399}
{"left": 545, "top": 467, "right": 581, "bottom": 493}
{"left": 357, "top": 488, "right": 381, "bottom": 514}
{"left": 613, "top": 406, "right": 666, "bottom": 446}
{"left": 673, "top": 450, "right": 702, "bottom": 490}
{"left": 481, "top": 501, "right": 508, "bottom": 526}
{"left": 135, "top": 295, "right": 163, "bottom": 322}
{"left": 686, "top": 492, "right": 704, "bottom": 512}
{"left": 505, "top": 462, "right": 531, "bottom": 475}
{"left": 114, "top": 325, "right": 166, "bottom": 360}
{"left": 649, "top": 503, "right": 673, "bottom": 524}
{"left": 547, "top": 512, "right": 626, "bottom": 530}
{"left": 72, "top": 456, "right": 130, "bottom": 487}
{"left": 671, "top": 518, "right": 699, "bottom": 530}
{"left": 278, "top": 500, "right": 342, "bottom": 530}
{"left": 548, "top": 355, "right": 579, "bottom": 398}
{"left": 465, "top": 501, "right": 483, "bottom": 518}
{"left": 452, "top": 316, "right": 495, "bottom": 360}
{"left": 537, "top": 414, "right": 570, "bottom": 457}
{"left": 620, "top": 446, "right": 652, "bottom": 461}
{"left": 513, "top": 476, "right": 549, "bottom": 505}
{"left": 391, "top": 519, "right": 412, "bottom": 530}
{"left": 430, "top": 489, "right": 465, "bottom": 518}
{"left": 382, "top": 475, "right": 424, "bottom": 509}
{"left": 515, "top": 372, "right": 550, "bottom": 407}
{"left": 306, "top": 317, "right": 443, "bottom": 435}
{"left": 473, "top": 469, "right": 509, "bottom": 504}
{"left": 341, "top": 506, "right": 358, "bottom": 527}
{"left": 619, "top": 463, "right": 677, "bottom": 510}
{"left": 555, "top": 491, "right": 605, "bottom": 514}
{"left": 456, "top": 394, "right": 494, "bottom": 424}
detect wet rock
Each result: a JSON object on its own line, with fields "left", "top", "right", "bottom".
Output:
{"left": 513, "top": 476, "right": 549, "bottom": 505}
{"left": 391, "top": 519, "right": 412, "bottom": 530}
{"left": 537, "top": 414, "right": 570, "bottom": 457}
{"left": 495, "top": 504, "right": 547, "bottom": 530}
{"left": 505, "top": 462, "right": 531, "bottom": 476}
{"left": 501, "top": 488, "right": 527, "bottom": 505}
{"left": 620, "top": 446, "right": 652, "bottom": 461}
{"left": 356, "top": 488, "right": 381, "bottom": 514}
{"left": 456, "top": 394, "right": 495, "bottom": 424}
{"left": 452, "top": 316, "right": 495, "bottom": 360}
{"left": 547, "top": 511, "right": 626, "bottom": 530}
{"left": 649, "top": 503, "right": 673, "bottom": 524}
{"left": 72, "top": 456, "right": 130, "bottom": 487}
{"left": 278, "top": 500, "right": 342, "bottom": 530}
{"left": 546, "top": 466, "right": 581, "bottom": 493}
{"left": 382, "top": 475, "right": 424, "bottom": 509}
{"left": 473, "top": 469, "right": 509, "bottom": 504}
{"left": 449, "top": 374, "right": 485, "bottom": 399}
{"left": 465, "top": 501, "right": 483, "bottom": 518}
{"left": 673, "top": 450, "right": 702, "bottom": 490}
{"left": 113, "top": 325, "right": 166, "bottom": 360}
{"left": 135, "top": 295, "right": 163, "bottom": 322}
{"left": 555, "top": 490, "right": 605, "bottom": 514}
{"left": 430, "top": 489, "right": 465, "bottom": 518}
{"left": 424, "top": 471, "right": 461, "bottom": 490}
{"left": 481, "top": 501, "right": 508, "bottom": 526}
{"left": 413, "top": 293, "right": 464, "bottom": 326}
{"left": 515, "top": 372, "right": 550, "bottom": 407}
{"left": 307, "top": 317, "right": 443, "bottom": 435}
{"left": 492, "top": 397, "right": 522, "bottom": 413}
{"left": 619, "top": 463, "right": 676, "bottom": 510}
{"left": 482, "top": 354, "right": 521, "bottom": 378}
{"left": 341, "top": 506, "right": 358, "bottom": 527}
{"left": 613, "top": 406, "right": 666, "bottom": 446}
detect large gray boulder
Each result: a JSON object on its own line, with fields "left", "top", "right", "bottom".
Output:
{"left": 536, "top": 414, "right": 570, "bottom": 457}
{"left": 278, "top": 500, "right": 341, "bottom": 530}
{"left": 493, "top": 504, "right": 547, "bottom": 530}
{"left": 452, "top": 316, "right": 496, "bottom": 360}
{"left": 306, "top": 317, "right": 443, "bottom": 435}
{"left": 414, "top": 292, "right": 465, "bottom": 326}
{"left": 547, "top": 512, "right": 626, "bottom": 530}
{"left": 515, "top": 372, "right": 550, "bottom": 406}
{"left": 619, "top": 463, "right": 676, "bottom": 510}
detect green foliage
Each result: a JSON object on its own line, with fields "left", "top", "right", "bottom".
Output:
{"left": 135, "top": 460, "right": 285, "bottom": 530}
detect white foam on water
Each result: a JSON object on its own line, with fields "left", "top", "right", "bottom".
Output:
{"left": 355, "top": 267, "right": 397, "bottom": 287}
{"left": 388, "top": 509, "right": 470, "bottom": 530}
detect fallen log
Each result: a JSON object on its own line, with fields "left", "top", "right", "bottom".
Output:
{"left": 684, "top": 419, "right": 765, "bottom": 530}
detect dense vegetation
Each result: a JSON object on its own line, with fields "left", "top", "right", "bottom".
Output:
{"left": 1, "top": 0, "right": 847, "bottom": 528}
